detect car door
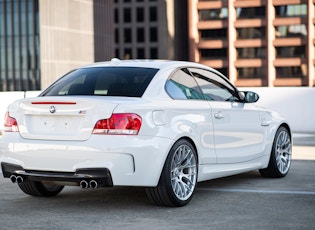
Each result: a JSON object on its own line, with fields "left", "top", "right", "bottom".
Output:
{"left": 188, "top": 68, "right": 265, "bottom": 164}
{"left": 165, "top": 68, "right": 217, "bottom": 165}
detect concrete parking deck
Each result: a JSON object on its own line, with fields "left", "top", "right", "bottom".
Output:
{"left": 292, "top": 133, "right": 315, "bottom": 160}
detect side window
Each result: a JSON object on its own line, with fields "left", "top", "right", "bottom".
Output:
{"left": 188, "top": 68, "right": 237, "bottom": 102}
{"left": 165, "top": 69, "right": 204, "bottom": 100}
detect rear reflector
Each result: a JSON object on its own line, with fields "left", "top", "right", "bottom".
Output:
{"left": 4, "top": 112, "right": 19, "bottom": 132}
{"left": 92, "top": 113, "right": 142, "bottom": 135}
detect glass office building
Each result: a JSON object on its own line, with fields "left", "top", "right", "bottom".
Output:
{"left": 0, "top": 0, "right": 114, "bottom": 92}
{"left": 0, "top": 0, "right": 40, "bottom": 91}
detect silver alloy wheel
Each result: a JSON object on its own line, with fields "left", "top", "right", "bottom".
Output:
{"left": 275, "top": 130, "right": 292, "bottom": 174}
{"left": 170, "top": 144, "right": 197, "bottom": 201}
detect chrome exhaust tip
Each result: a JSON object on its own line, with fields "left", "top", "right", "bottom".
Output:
{"left": 10, "top": 175, "right": 17, "bottom": 183}
{"left": 89, "top": 180, "right": 98, "bottom": 189}
{"left": 80, "top": 180, "right": 89, "bottom": 189}
{"left": 16, "top": 176, "right": 24, "bottom": 184}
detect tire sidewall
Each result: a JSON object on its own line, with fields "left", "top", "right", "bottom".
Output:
{"left": 161, "top": 139, "right": 198, "bottom": 207}
{"left": 270, "top": 127, "right": 291, "bottom": 177}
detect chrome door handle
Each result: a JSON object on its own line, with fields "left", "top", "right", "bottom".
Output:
{"left": 214, "top": 112, "right": 224, "bottom": 119}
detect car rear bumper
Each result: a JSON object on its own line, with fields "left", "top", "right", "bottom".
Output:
{"left": 0, "top": 133, "right": 173, "bottom": 187}
{"left": 1, "top": 162, "right": 113, "bottom": 187}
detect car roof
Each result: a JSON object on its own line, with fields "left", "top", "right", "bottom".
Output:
{"left": 80, "top": 58, "right": 215, "bottom": 72}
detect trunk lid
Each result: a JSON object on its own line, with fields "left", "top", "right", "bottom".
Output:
{"left": 9, "top": 96, "right": 119, "bottom": 141}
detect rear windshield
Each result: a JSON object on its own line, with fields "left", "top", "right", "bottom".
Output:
{"left": 41, "top": 67, "right": 158, "bottom": 97}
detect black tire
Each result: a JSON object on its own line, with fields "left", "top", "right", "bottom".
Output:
{"left": 145, "top": 139, "right": 198, "bottom": 207}
{"left": 259, "top": 126, "right": 292, "bottom": 178}
{"left": 18, "top": 180, "right": 64, "bottom": 197}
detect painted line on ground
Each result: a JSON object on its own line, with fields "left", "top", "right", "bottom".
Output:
{"left": 197, "top": 187, "right": 315, "bottom": 195}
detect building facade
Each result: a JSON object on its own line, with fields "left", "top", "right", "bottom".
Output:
{"left": 1, "top": 0, "right": 315, "bottom": 92}
{"left": 0, "top": 0, "right": 114, "bottom": 91}
{"left": 188, "top": 0, "right": 315, "bottom": 87}
{"left": 0, "top": 0, "right": 40, "bottom": 91}
{"left": 114, "top": 0, "right": 188, "bottom": 61}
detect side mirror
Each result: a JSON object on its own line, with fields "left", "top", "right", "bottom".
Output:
{"left": 239, "top": 91, "right": 259, "bottom": 103}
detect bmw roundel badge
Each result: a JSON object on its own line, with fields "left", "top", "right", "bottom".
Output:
{"left": 49, "top": 106, "right": 56, "bottom": 113}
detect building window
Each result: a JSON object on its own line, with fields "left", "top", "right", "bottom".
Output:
{"left": 123, "top": 8, "right": 131, "bottom": 22}
{"left": 150, "top": 47, "right": 158, "bottom": 59}
{"left": 199, "top": 8, "right": 228, "bottom": 21}
{"left": 149, "top": 7, "right": 157, "bottom": 22}
{"left": 136, "top": 7, "right": 144, "bottom": 22}
{"left": 0, "top": 0, "right": 40, "bottom": 91}
{"left": 115, "top": 8, "right": 119, "bottom": 23}
{"left": 150, "top": 27, "right": 157, "bottom": 42}
{"left": 115, "top": 28, "right": 119, "bottom": 43}
{"left": 237, "top": 47, "right": 266, "bottom": 59}
{"left": 276, "top": 66, "right": 307, "bottom": 78}
{"left": 237, "top": 67, "right": 266, "bottom": 79}
{"left": 137, "top": 48, "right": 145, "bottom": 59}
{"left": 124, "top": 48, "right": 132, "bottom": 59}
{"left": 276, "top": 46, "right": 306, "bottom": 58}
{"left": 137, "top": 28, "right": 144, "bottom": 42}
{"left": 236, "top": 27, "right": 266, "bottom": 39}
{"left": 275, "top": 4, "right": 307, "bottom": 17}
{"left": 200, "top": 49, "right": 227, "bottom": 60}
{"left": 200, "top": 29, "right": 227, "bottom": 40}
{"left": 275, "top": 25, "right": 307, "bottom": 37}
{"left": 236, "top": 7, "right": 265, "bottom": 19}
{"left": 216, "top": 68, "right": 228, "bottom": 78}
{"left": 124, "top": 28, "right": 132, "bottom": 43}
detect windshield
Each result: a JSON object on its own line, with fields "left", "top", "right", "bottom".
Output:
{"left": 41, "top": 67, "right": 158, "bottom": 97}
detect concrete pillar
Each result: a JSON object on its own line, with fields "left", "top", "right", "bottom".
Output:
{"left": 267, "top": 0, "right": 276, "bottom": 87}
{"left": 228, "top": 0, "right": 237, "bottom": 84}
{"left": 307, "top": 0, "right": 315, "bottom": 86}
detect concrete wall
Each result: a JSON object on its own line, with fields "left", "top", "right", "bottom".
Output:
{"left": 239, "top": 87, "right": 315, "bottom": 134}
{"left": 39, "top": 0, "right": 114, "bottom": 89}
{"left": 0, "top": 88, "right": 314, "bottom": 135}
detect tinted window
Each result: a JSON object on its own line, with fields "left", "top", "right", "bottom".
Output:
{"left": 165, "top": 69, "right": 204, "bottom": 100}
{"left": 41, "top": 67, "right": 158, "bottom": 97}
{"left": 188, "top": 68, "right": 237, "bottom": 102}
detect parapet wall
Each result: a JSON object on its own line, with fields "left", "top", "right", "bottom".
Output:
{"left": 239, "top": 87, "right": 314, "bottom": 134}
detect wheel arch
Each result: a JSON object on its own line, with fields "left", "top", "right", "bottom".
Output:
{"left": 176, "top": 136, "right": 199, "bottom": 164}
{"left": 279, "top": 123, "right": 292, "bottom": 139}
{"left": 156, "top": 136, "right": 199, "bottom": 184}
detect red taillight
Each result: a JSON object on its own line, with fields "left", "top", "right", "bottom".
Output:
{"left": 92, "top": 113, "right": 142, "bottom": 135}
{"left": 4, "top": 112, "right": 19, "bottom": 132}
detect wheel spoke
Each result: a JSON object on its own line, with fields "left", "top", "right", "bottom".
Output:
{"left": 171, "top": 144, "right": 197, "bottom": 201}
{"left": 275, "top": 130, "right": 291, "bottom": 174}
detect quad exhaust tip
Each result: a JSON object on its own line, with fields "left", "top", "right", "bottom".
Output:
{"left": 10, "top": 176, "right": 99, "bottom": 188}
{"left": 80, "top": 180, "right": 89, "bottom": 189}
{"left": 10, "top": 175, "right": 24, "bottom": 184}
{"left": 79, "top": 180, "right": 98, "bottom": 189}
{"left": 89, "top": 180, "right": 98, "bottom": 189}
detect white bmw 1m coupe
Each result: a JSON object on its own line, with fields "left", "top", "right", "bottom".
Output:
{"left": 0, "top": 59, "right": 292, "bottom": 207}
